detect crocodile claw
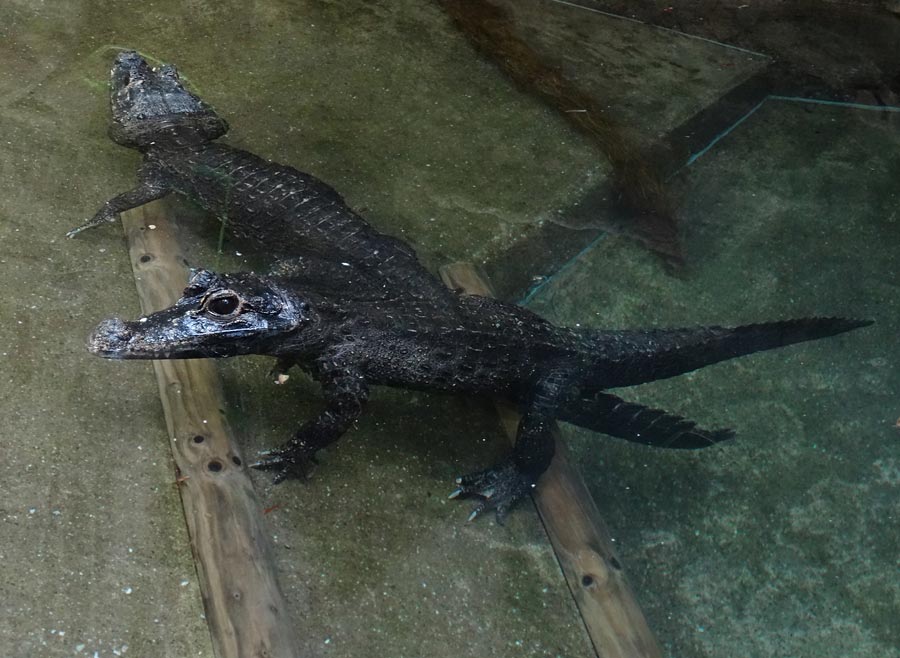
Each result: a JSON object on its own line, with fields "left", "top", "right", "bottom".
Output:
{"left": 66, "top": 209, "right": 120, "bottom": 239}
{"left": 450, "top": 459, "right": 534, "bottom": 524}
{"left": 250, "top": 447, "right": 317, "bottom": 484}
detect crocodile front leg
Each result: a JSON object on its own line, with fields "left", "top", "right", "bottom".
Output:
{"left": 67, "top": 161, "right": 172, "bottom": 237}
{"left": 252, "top": 356, "right": 369, "bottom": 484}
{"left": 451, "top": 372, "right": 564, "bottom": 523}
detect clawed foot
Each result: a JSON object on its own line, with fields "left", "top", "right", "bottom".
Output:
{"left": 449, "top": 459, "right": 535, "bottom": 524}
{"left": 250, "top": 443, "right": 317, "bottom": 484}
{"left": 66, "top": 209, "right": 120, "bottom": 239}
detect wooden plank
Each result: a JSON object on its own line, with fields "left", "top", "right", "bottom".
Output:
{"left": 440, "top": 262, "right": 664, "bottom": 658}
{"left": 120, "top": 201, "right": 303, "bottom": 658}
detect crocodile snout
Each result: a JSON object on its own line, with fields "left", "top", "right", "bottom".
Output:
{"left": 87, "top": 317, "right": 132, "bottom": 357}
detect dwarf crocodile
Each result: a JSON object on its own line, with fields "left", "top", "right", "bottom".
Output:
{"left": 72, "top": 51, "right": 871, "bottom": 521}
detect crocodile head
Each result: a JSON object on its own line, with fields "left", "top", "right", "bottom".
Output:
{"left": 88, "top": 269, "right": 314, "bottom": 359}
{"left": 108, "top": 50, "right": 228, "bottom": 148}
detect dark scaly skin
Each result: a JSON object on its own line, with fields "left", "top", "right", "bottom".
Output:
{"left": 67, "top": 51, "right": 453, "bottom": 306}
{"left": 86, "top": 270, "right": 870, "bottom": 522}
{"left": 75, "top": 52, "right": 872, "bottom": 522}
{"left": 152, "top": 144, "right": 453, "bottom": 303}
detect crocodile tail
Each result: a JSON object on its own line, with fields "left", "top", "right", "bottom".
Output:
{"left": 557, "top": 392, "right": 734, "bottom": 449}
{"left": 591, "top": 317, "right": 872, "bottom": 388}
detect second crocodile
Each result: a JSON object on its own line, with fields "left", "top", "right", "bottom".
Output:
{"left": 74, "top": 52, "right": 872, "bottom": 521}
{"left": 68, "top": 51, "right": 452, "bottom": 306}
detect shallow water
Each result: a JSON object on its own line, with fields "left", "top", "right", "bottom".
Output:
{"left": 1, "top": 2, "right": 898, "bottom": 657}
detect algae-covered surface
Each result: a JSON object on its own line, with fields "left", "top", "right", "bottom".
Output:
{"left": 527, "top": 100, "right": 900, "bottom": 657}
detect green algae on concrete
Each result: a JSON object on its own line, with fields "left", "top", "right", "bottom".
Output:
{"left": 525, "top": 100, "right": 900, "bottom": 658}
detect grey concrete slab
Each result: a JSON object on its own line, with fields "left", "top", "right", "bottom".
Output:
{"left": 0, "top": 93, "right": 212, "bottom": 658}
{"left": 525, "top": 99, "right": 899, "bottom": 657}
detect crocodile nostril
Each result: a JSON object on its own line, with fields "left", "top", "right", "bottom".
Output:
{"left": 87, "top": 317, "right": 131, "bottom": 354}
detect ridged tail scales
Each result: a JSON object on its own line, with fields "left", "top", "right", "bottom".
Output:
{"left": 557, "top": 392, "right": 734, "bottom": 449}
{"left": 590, "top": 317, "right": 873, "bottom": 389}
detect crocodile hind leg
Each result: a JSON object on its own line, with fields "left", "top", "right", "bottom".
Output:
{"left": 67, "top": 161, "right": 172, "bottom": 237}
{"left": 450, "top": 372, "right": 563, "bottom": 523}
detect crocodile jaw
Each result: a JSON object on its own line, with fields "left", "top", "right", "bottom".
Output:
{"left": 87, "top": 316, "right": 206, "bottom": 360}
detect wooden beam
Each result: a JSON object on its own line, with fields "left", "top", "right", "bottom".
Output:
{"left": 440, "top": 262, "right": 664, "bottom": 658}
{"left": 120, "top": 201, "right": 302, "bottom": 658}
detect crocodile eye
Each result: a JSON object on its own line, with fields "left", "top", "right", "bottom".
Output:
{"left": 205, "top": 292, "right": 241, "bottom": 317}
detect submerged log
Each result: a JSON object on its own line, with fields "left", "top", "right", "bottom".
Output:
{"left": 440, "top": 262, "right": 664, "bottom": 658}
{"left": 120, "top": 200, "right": 302, "bottom": 658}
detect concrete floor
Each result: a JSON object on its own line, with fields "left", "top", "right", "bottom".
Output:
{"left": 1, "top": 1, "right": 895, "bottom": 658}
